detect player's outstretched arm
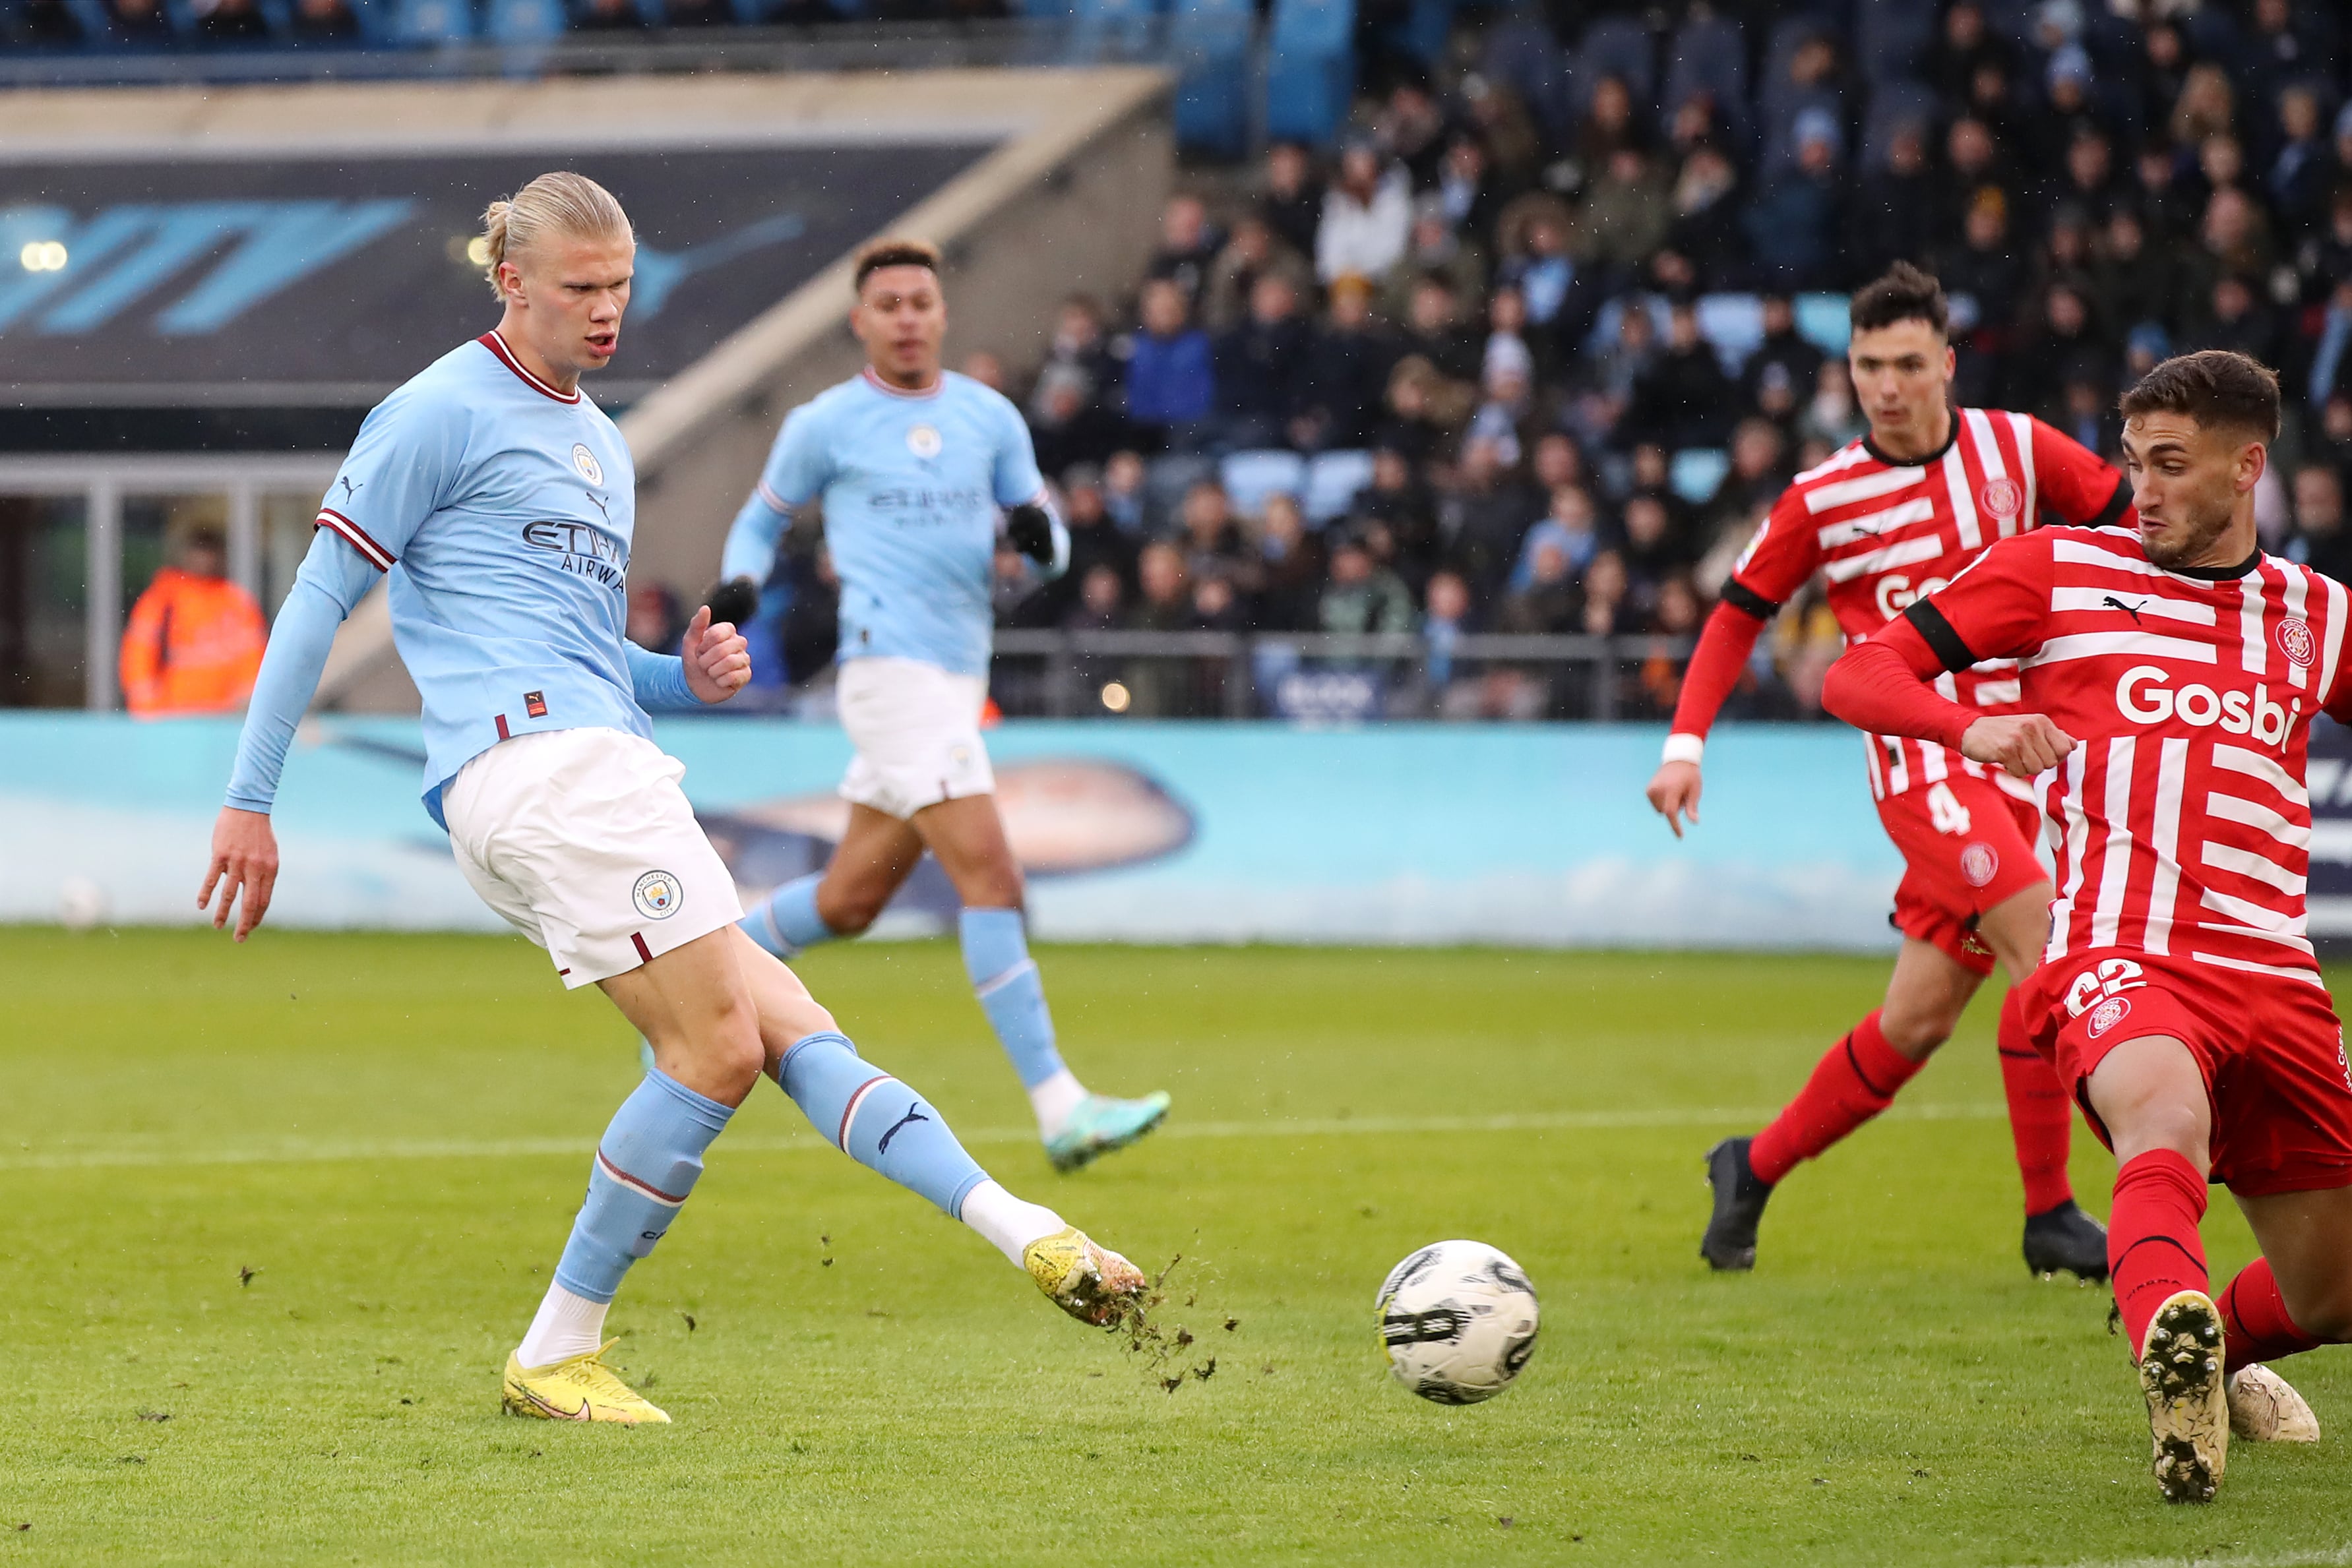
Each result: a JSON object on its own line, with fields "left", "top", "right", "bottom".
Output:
{"left": 202, "top": 529, "right": 378, "bottom": 940}
{"left": 1822, "top": 625, "right": 2078, "bottom": 779}
{"left": 1646, "top": 595, "right": 1772, "bottom": 837}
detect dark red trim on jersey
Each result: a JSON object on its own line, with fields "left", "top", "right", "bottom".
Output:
{"left": 1903, "top": 599, "right": 1977, "bottom": 673}
{"left": 859, "top": 365, "right": 942, "bottom": 400}
{"left": 2089, "top": 475, "right": 2132, "bottom": 530}
{"left": 631, "top": 932, "right": 652, "bottom": 962}
{"left": 1719, "top": 579, "right": 1780, "bottom": 619}
{"left": 1861, "top": 416, "right": 1960, "bottom": 469}
{"left": 476, "top": 330, "right": 582, "bottom": 404}
{"left": 494, "top": 713, "right": 511, "bottom": 740}
{"left": 315, "top": 507, "right": 394, "bottom": 570}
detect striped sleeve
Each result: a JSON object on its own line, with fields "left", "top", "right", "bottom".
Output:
{"left": 313, "top": 383, "right": 466, "bottom": 572}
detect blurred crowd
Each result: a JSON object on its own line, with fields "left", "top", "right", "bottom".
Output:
{"left": 700, "top": 1, "right": 2352, "bottom": 717}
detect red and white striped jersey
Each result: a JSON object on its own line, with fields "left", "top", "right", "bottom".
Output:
{"left": 1729, "top": 409, "right": 2130, "bottom": 800}
{"left": 1902, "top": 525, "right": 2352, "bottom": 984}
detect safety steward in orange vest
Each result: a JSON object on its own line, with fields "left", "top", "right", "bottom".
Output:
{"left": 119, "top": 527, "right": 266, "bottom": 716}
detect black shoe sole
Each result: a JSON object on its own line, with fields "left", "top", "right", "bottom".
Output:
{"left": 2022, "top": 1202, "right": 2110, "bottom": 1282}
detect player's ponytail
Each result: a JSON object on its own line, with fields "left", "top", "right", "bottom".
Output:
{"left": 479, "top": 171, "right": 634, "bottom": 301}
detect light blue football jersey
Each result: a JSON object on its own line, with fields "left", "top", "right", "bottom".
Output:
{"left": 310, "top": 330, "right": 651, "bottom": 808}
{"left": 721, "top": 367, "right": 1055, "bottom": 678}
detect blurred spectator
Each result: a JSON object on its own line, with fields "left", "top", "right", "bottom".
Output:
{"left": 1512, "top": 483, "right": 1601, "bottom": 589}
{"left": 1176, "top": 481, "right": 1245, "bottom": 585}
{"left": 1030, "top": 363, "right": 1127, "bottom": 475}
{"left": 574, "top": 0, "right": 646, "bottom": 30}
{"left": 1379, "top": 198, "right": 1487, "bottom": 320}
{"left": 1354, "top": 445, "right": 1442, "bottom": 584}
{"left": 1742, "top": 295, "right": 1822, "bottom": 417}
{"left": 1497, "top": 536, "right": 1580, "bottom": 634}
{"left": 1037, "top": 467, "right": 1136, "bottom": 624}
{"left": 1395, "top": 276, "right": 1479, "bottom": 384}
{"left": 1201, "top": 216, "right": 1313, "bottom": 335}
{"left": 2289, "top": 464, "right": 2352, "bottom": 583}
{"left": 1212, "top": 272, "right": 1311, "bottom": 449}
{"left": 1653, "top": 144, "right": 1741, "bottom": 295}
{"left": 108, "top": 0, "right": 171, "bottom": 38}
{"left": 1578, "top": 151, "right": 1669, "bottom": 283}
{"left": 1145, "top": 194, "right": 1220, "bottom": 307}
{"left": 960, "top": 351, "right": 1006, "bottom": 394}
{"left": 1625, "top": 301, "right": 1733, "bottom": 450}
{"left": 1259, "top": 142, "right": 1324, "bottom": 262}
{"left": 1243, "top": 493, "right": 1325, "bottom": 631}
{"left": 627, "top": 582, "right": 684, "bottom": 652}
{"left": 197, "top": 0, "right": 270, "bottom": 41}
{"left": 1123, "top": 280, "right": 1214, "bottom": 450}
{"left": 1316, "top": 143, "right": 1413, "bottom": 284}
{"left": 290, "top": 0, "right": 358, "bottom": 38}
{"left": 1744, "top": 108, "right": 1846, "bottom": 290}
{"left": 1438, "top": 436, "right": 1535, "bottom": 600}
{"left": 1319, "top": 529, "right": 1415, "bottom": 636}
{"left": 119, "top": 526, "right": 264, "bottom": 717}
{"left": 1294, "top": 275, "right": 1395, "bottom": 451}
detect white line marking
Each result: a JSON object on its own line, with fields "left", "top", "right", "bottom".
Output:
{"left": 2016, "top": 1549, "right": 2352, "bottom": 1568}
{"left": 0, "top": 1103, "right": 2010, "bottom": 1173}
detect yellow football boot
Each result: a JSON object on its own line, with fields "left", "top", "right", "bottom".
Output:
{"left": 1024, "top": 1225, "right": 1147, "bottom": 1327}
{"left": 2140, "top": 1290, "right": 2228, "bottom": 1503}
{"left": 501, "top": 1340, "right": 671, "bottom": 1425}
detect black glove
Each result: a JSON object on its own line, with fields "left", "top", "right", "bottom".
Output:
{"left": 1005, "top": 502, "right": 1056, "bottom": 565}
{"left": 704, "top": 576, "right": 759, "bottom": 629}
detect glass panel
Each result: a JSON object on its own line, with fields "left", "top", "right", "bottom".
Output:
{"left": 261, "top": 489, "right": 325, "bottom": 620}
{"left": 0, "top": 494, "right": 90, "bottom": 709}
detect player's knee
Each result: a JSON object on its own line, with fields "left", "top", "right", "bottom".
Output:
{"left": 818, "top": 886, "right": 884, "bottom": 936}
{"left": 1878, "top": 1010, "right": 1952, "bottom": 1060}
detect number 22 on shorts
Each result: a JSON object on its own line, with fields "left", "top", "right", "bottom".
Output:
{"left": 2065, "top": 956, "right": 2146, "bottom": 1019}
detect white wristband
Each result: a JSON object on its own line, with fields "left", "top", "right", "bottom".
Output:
{"left": 1661, "top": 733, "right": 1705, "bottom": 766}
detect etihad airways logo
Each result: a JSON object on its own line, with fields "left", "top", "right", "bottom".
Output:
{"left": 2114, "top": 664, "right": 2299, "bottom": 749}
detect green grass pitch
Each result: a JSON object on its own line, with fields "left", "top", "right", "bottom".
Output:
{"left": 5, "top": 928, "right": 2352, "bottom": 1565}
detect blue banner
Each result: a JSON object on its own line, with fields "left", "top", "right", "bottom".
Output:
{"left": 0, "top": 714, "right": 1908, "bottom": 948}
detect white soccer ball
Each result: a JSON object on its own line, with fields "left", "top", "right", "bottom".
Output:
{"left": 1375, "top": 1239, "right": 1539, "bottom": 1404}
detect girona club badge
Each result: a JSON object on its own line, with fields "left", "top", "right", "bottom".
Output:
{"left": 2088, "top": 994, "right": 2132, "bottom": 1039}
{"left": 1979, "top": 476, "right": 2023, "bottom": 523}
{"left": 1960, "top": 841, "right": 1999, "bottom": 888}
{"left": 2277, "top": 617, "right": 2316, "bottom": 669}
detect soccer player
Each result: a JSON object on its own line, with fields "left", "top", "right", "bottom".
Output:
{"left": 712, "top": 237, "right": 1170, "bottom": 1174}
{"left": 1822, "top": 349, "right": 2351, "bottom": 1503}
{"left": 197, "top": 174, "right": 1148, "bottom": 1426}
{"left": 1648, "top": 263, "right": 2121, "bottom": 1277}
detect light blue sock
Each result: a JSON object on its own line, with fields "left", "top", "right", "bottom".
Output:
{"left": 741, "top": 874, "right": 834, "bottom": 959}
{"left": 774, "top": 1031, "right": 989, "bottom": 1219}
{"left": 553, "top": 1068, "right": 733, "bottom": 1306}
{"left": 958, "top": 907, "right": 1067, "bottom": 1091}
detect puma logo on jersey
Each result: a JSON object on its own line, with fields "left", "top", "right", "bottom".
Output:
{"left": 2115, "top": 664, "right": 2298, "bottom": 748}
{"left": 337, "top": 475, "right": 361, "bottom": 500}
{"left": 2102, "top": 595, "right": 2144, "bottom": 623}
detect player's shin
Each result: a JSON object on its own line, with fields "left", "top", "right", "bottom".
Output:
{"left": 1997, "top": 988, "right": 2076, "bottom": 1215}
{"left": 1747, "top": 1010, "right": 1923, "bottom": 1184}
{"left": 741, "top": 874, "right": 834, "bottom": 959}
{"left": 958, "top": 907, "right": 1084, "bottom": 1131}
{"left": 2110, "top": 1150, "right": 2210, "bottom": 1350}
{"left": 517, "top": 1068, "right": 734, "bottom": 1368}
{"left": 772, "top": 1029, "right": 1057, "bottom": 1260}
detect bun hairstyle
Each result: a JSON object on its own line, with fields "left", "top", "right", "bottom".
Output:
{"left": 479, "top": 171, "right": 633, "bottom": 300}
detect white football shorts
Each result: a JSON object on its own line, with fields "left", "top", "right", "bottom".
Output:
{"left": 836, "top": 655, "right": 996, "bottom": 820}
{"left": 443, "top": 726, "right": 743, "bottom": 989}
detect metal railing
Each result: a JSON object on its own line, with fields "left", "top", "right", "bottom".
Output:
{"left": 983, "top": 628, "right": 1704, "bottom": 722}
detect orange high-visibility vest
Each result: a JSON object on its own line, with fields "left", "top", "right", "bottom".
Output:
{"left": 119, "top": 568, "right": 266, "bottom": 717}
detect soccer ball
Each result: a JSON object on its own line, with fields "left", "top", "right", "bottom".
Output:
{"left": 1375, "top": 1239, "right": 1539, "bottom": 1404}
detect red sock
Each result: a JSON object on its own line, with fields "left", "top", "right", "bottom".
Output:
{"left": 2219, "top": 1257, "right": 2324, "bottom": 1372}
{"left": 2109, "top": 1149, "right": 2210, "bottom": 1351}
{"left": 1996, "top": 988, "right": 2075, "bottom": 1215}
{"left": 1749, "top": 1010, "right": 1924, "bottom": 1185}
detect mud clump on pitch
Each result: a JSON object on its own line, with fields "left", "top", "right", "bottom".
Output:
{"left": 1113, "top": 1253, "right": 1226, "bottom": 1393}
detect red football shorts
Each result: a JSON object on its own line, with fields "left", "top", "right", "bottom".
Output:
{"left": 1876, "top": 771, "right": 2049, "bottom": 976}
{"left": 2023, "top": 948, "right": 2352, "bottom": 1197}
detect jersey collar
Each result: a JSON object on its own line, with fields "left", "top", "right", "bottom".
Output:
{"left": 478, "top": 330, "right": 582, "bottom": 404}
{"left": 1861, "top": 410, "right": 1958, "bottom": 469}
{"left": 861, "top": 366, "right": 942, "bottom": 400}
{"left": 2165, "top": 547, "right": 2263, "bottom": 582}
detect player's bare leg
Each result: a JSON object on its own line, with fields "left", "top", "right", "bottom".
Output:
{"left": 2085, "top": 1034, "right": 2230, "bottom": 1501}
{"left": 811, "top": 802, "right": 929, "bottom": 936}
{"left": 507, "top": 929, "right": 765, "bottom": 1424}
{"left": 727, "top": 928, "right": 1145, "bottom": 1323}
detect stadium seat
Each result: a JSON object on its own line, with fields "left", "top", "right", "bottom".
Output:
{"left": 1795, "top": 293, "right": 1851, "bottom": 357}
{"left": 1220, "top": 449, "right": 1307, "bottom": 518}
{"left": 1303, "top": 449, "right": 1375, "bottom": 523}
{"left": 1669, "top": 448, "right": 1730, "bottom": 507}
{"left": 1009, "top": 0, "right": 1070, "bottom": 16}
{"left": 1169, "top": 0, "right": 1253, "bottom": 159}
{"left": 1582, "top": 291, "right": 1670, "bottom": 360}
{"left": 1479, "top": 12, "right": 1571, "bottom": 144}
{"left": 391, "top": 0, "right": 473, "bottom": 42}
{"left": 487, "top": 0, "right": 561, "bottom": 41}
{"left": 1262, "top": 0, "right": 1353, "bottom": 146}
{"left": 1693, "top": 292, "right": 1764, "bottom": 376}
{"left": 1382, "top": 0, "right": 1450, "bottom": 67}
